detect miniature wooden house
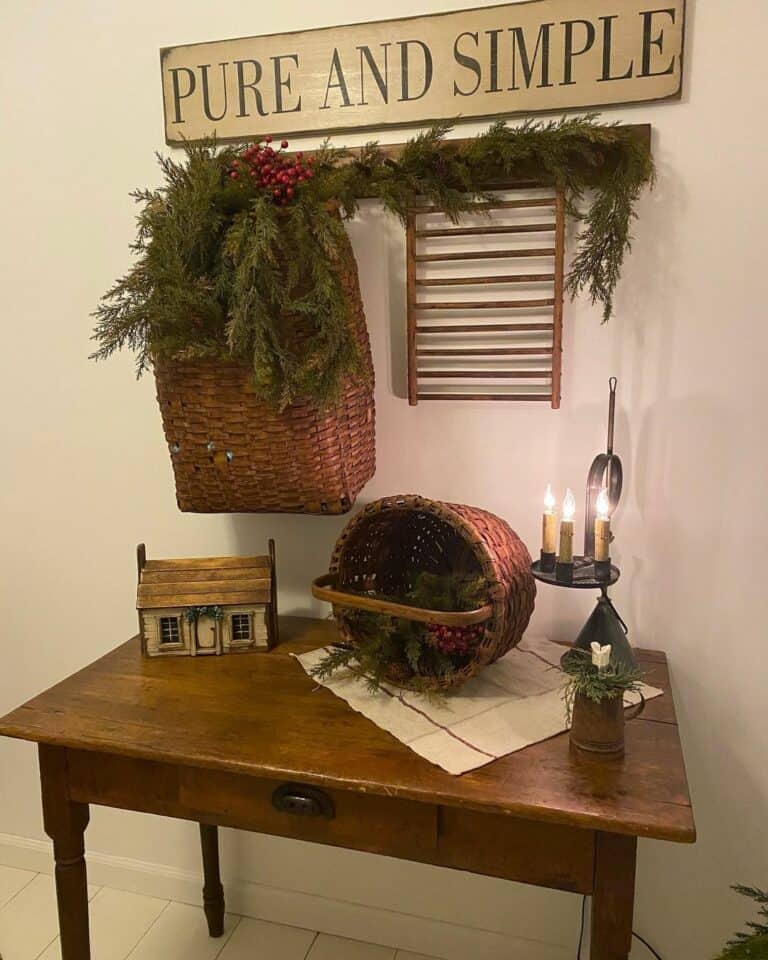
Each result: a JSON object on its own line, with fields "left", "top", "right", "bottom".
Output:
{"left": 136, "top": 541, "right": 278, "bottom": 658}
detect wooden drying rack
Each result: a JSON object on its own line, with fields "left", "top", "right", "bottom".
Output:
{"left": 406, "top": 188, "right": 566, "bottom": 406}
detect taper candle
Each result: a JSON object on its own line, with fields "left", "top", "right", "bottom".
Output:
{"left": 542, "top": 484, "right": 557, "bottom": 554}
{"left": 594, "top": 487, "right": 611, "bottom": 562}
{"left": 558, "top": 489, "right": 576, "bottom": 563}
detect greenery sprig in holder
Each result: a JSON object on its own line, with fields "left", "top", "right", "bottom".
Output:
{"left": 311, "top": 573, "right": 488, "bottom": 696}
{"left": 92, "top": 115, "right": 654, "bottom": 409}
{"left": 562, "top": 645, "right": 644, "bottom": 756}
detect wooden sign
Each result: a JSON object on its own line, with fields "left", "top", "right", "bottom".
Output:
{"left": 161, "top": 0, "right": 685, "bottom": 145}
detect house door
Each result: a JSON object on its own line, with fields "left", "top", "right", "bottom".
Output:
{"left": 195, "top": 615, "right": 219, "bottom": 655}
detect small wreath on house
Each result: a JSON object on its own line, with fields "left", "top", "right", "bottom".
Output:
{"left": 184, "top": 605, "right": 224, "bottom": 623}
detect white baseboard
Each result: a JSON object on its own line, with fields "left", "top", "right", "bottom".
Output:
{"left": 0, "top": 832, "right": 571, "bottom": 959}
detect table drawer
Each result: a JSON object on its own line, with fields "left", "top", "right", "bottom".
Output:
{"left": 437, "top": 807, "right": 595, "bottom": 893}
{"left": 180, "top": 767, "right": 438, "bottom": 860}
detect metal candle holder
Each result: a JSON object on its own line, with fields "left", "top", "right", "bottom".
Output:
{"left": 531, "top": 558, "right": 635, "bottom": 671}
{"left": 584, "top": 377, "right": 623, "bottom": 560}
{"left": 532, "top": 377, "right": 636, "bottom": 670}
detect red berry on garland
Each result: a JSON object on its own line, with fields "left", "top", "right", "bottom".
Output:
{"left": 230, "top": 171, "right": 238, "bottom": 179}
{"left": 273, "top": 188, "right": 281, "bottom": 197}
{"left": 296, "top": 151, "right": 303, "bottom": 159}
{"left": 281, "top": 139, "right": 289, "bottom": 149}
{"left": 265, "top": 135, "right": 273, "bottom": 143}
{"left": 286, "top": 187, "right": 294, "bottom": 197}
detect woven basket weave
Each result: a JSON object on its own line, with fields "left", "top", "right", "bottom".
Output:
{"left": 153, "top": 226, "right": 375, "bottom": 514}
{"left": 328, "top": 494, "right": 536, "bottom": 690}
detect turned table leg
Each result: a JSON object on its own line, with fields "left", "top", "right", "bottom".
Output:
{"left": 590, "top": 832, "right": 637, "bottom": 960}
{"left": 39, "top": 745, "right": 91, "bottom": 960}
{"left": 199, "top": 823, "right": 225, "bottom": 937}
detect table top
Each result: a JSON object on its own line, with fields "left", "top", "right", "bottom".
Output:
{"left": 0, "top": 616, "right": 695, "bottom": 843}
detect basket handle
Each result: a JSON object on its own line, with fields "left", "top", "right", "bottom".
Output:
{"left": 311, "top": 574, "right": 493, "bottom": 627}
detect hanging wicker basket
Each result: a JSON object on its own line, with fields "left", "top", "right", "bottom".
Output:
{"left": 153, "top": 224, "right": 375, "bottom": 514}
{"left": 312, "top": 494, "right": 536, "bottom": 690}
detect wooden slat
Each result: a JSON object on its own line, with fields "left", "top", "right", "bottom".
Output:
{"left": 144, "top": 557, "right": 268, "bottom": 571}
{"left": 411, "top": 197, "right": 557, "bottom": 214}
{"left": 406, "top": 211, "right": 418, "bottom": 406}
{"left": 551, "top": 187, "right": 566, "bottom": 410}
{"left": 417, "top": 322, "right": 553, "bottom": 334}
{"left": 417, "top": 370, "right": 552, "bottom": 379}
{"left": 414, "top": 298, "right": 555, "bottom": 310}
{"left": 416, "top": 223, "right": 556, "bottom": 238}
{"left": 417, "top": 393, "right": 552, "bottom": 401}
{"left": 416, "top": 274, "right": 555, "bottom": 286}
{"left": 416, "top": 248, "right": 555, "bottom": 263}
{"left": 418, "top": 347, "right": 553, "bottom": 357}
{"left": 142, "top": 566, "right": 270, "bottom": 585}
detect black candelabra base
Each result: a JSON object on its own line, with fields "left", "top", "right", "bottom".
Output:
{"left": 531, "top": 556, "right": 636, "bottom": 670}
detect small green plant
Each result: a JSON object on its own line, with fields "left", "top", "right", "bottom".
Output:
{"left": 561, "top": 648, "right": 643, "bottom": 723}
{"left": 310, "top": 573, "right": 487, "bottom": 694}
{"left": 715, "top": 887, "right": 768, "bottom": 959}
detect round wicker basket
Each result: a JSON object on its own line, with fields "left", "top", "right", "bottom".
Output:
{"left": 321, "top": 494, "right": 536, "bottom": 690}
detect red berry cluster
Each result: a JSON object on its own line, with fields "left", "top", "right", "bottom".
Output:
{"left": 228, "top": 135, "right": 315, "bottom": 205}
{"left": 428, "top": 623, "right": 485, "bottom": 658}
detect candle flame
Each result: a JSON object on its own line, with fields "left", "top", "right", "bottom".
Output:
{"left": 596, "top": 487, "right": 610, "bottom": 520}
{"left": 562, "top": 488, "right": 576, "bottom": 521}
{"left": 544, "top": 483, "right": 555, "bottom": 512}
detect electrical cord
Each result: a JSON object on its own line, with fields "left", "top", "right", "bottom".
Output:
{"left": 576, "top": 895, "right": 586, "bottom": 958}
{"left": 632, "top": 931, "right": 664, "bottom": 959}
{"left": 576, "top": 895, "right": 665, "bottom": 959}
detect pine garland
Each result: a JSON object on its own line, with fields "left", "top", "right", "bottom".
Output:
{"left": 92, "top": 114, "right": 654, "bottom": 407}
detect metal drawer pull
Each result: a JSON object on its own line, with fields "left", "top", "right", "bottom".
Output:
{"left": 272, "top": 783, "right": 335, "bottom": 819}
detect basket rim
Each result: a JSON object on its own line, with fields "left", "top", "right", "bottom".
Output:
{"left": 330, "top": 493, "right": 507, "bottom": 592}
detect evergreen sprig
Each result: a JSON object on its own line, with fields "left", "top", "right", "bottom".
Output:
{"left": 92, "top": 115, "right": 654, "bottom": 406}
{"left": 561, "top": 648, "right": 644, "bottom": 722}
{"left": 310, "top": 572, "right": 487, "bottom": 694}
{"left": 716, "top": 887, "right": 768, "bottom": 959}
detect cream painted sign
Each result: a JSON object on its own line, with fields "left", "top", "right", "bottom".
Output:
{"left": 161, "top": 0, "right": 685, "bottom": 144}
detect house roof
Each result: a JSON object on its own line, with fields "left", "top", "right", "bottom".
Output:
{"left": 137, "top": 555, "right": 272, "bottom": 610}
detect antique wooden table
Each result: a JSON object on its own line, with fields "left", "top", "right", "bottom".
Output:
{"left": 0, "top": 616, "right": 695, "bottom": 960}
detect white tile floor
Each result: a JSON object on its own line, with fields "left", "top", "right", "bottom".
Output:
{"left": 0, "top": 864, "right": 440, "bottom": 960}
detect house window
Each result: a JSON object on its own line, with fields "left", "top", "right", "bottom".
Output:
{"left": 231, "top": 614, "right": 251, "bottom": 642}
{"left": 159, "top": 616, "right": 181, "bottom": 645}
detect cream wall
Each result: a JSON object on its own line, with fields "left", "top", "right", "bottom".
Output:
{"left": 1, "top": 2, "right": 766, "bottom": 958}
